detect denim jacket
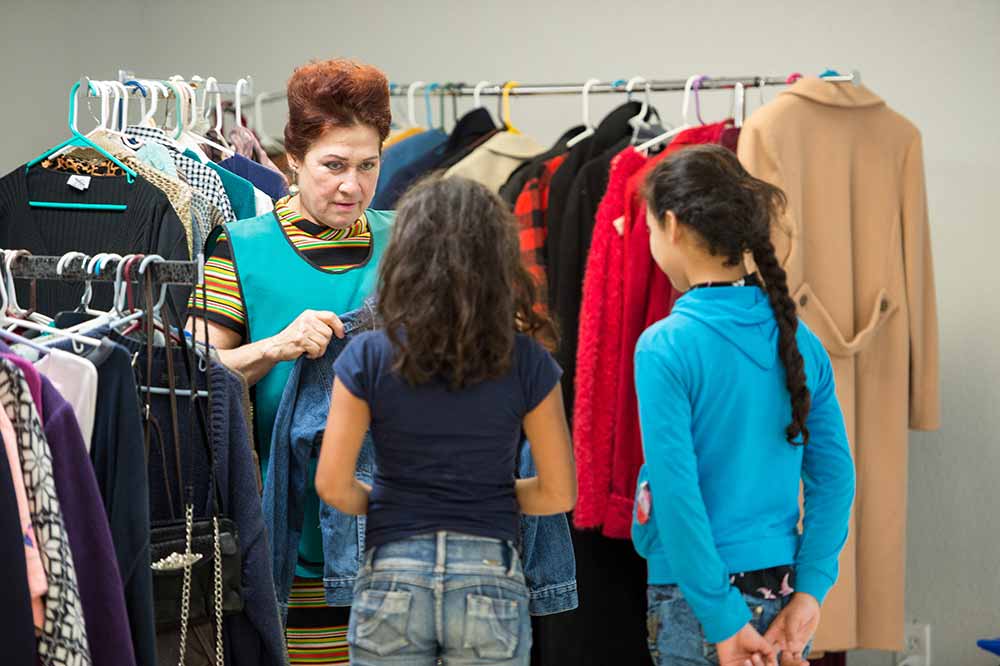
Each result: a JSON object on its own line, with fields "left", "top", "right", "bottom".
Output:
{"left": 263, "top": 300, "right": 578, "bottom": 617}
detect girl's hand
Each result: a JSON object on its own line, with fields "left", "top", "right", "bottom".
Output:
{"left": 763, "top": 593, "right": 820, "bottom": 663}
{"left": 716, "top": 623, "right": 778, "bottom": 666}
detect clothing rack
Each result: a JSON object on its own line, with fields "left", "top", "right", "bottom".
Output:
{"left": 118, "top": 69, "right": 253, "bottom": 97}
{"left": 7, "top": 254, "right": 204, "bottom": 286}
{"left": 387, "top": 72, "right": 861, "bottom": 97}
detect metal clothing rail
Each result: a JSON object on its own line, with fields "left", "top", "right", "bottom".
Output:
{"left": 7, "top": 254, "right": 204, "bottom": 286}
{"left": 387, "top": 72, "right": 860, "bottom": 97}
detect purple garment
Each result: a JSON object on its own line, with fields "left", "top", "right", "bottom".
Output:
{"left": 3, "top": 348, "right": 137, "bottom": 666}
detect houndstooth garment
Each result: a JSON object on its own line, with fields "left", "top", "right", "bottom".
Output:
{"left": 0, "top": 360, "right": 91, "bottom": 666}
{"left": 125, "top": 125, "right": 237, "bottom": 224}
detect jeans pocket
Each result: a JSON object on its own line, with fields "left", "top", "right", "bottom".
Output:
{"left": 647, "top": 594, "right": 705, "bottom": 663}
{"left": 462, "top": 593, "right": 521, "bottom": 659}
{"left": 349, "top": 589, "right": 413, "bottom": 656}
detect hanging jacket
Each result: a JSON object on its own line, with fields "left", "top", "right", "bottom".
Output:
{"left": 264, "top": 300, "right": 579, "bottom": 617}
{"left": 444, "top": 131, "right": 545, "bottom": 192}
{"left": 604, "top": 122, "right": 728, "bottom": 540}
{"left": 572, "top": 146, "right": 646, "bottom": 530}
{"left": 737, "top": 77, "right": 939, "bottom": 652}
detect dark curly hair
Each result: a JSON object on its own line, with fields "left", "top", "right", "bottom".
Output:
{"left": 378, "top": 176, "right": 558, "bottom": 389}
{"left": 642, "top": 144, "right": 811, "bottom": 446}
{"left": 284, "top": 58, "right": 391, "bottom": 160}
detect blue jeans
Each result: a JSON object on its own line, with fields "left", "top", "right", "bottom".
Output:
{"left": 349, "top": 532, "right": 532, "bottom": 666}
{"left": 646, "top": 585, "right": 812, "bottom": 665}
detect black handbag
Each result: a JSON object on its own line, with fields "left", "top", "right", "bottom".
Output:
{"left": 142, "top": 276, "right": 243, "bottom": 664}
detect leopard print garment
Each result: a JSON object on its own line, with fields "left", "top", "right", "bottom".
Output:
{"left": 0, "top": 360, "right": 91, "bottom": 666}
{"left": 41, "top": 154, "right": 125, "bottom": 177}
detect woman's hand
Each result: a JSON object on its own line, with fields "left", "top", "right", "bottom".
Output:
{"left": 268, "top": 310, "right": 345, "bottom": 362}
{"left": 716, "top": 623, "right": 778, "bottom": 666}
{"left": 764, "top": 593, "right": 820, "bottom": 664}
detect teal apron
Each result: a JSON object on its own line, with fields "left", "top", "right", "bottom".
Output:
{"left": 226, "top": 208, "right": 393, "bottom": 577}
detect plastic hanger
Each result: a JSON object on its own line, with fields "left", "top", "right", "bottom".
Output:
{"left": 2, "top": 250, "right": 51, "bottom": 327}
{"left": 0, "top": 268, "right": 50, "bottom": 357}
{"left": 733, "top": 82, "right": 747, "bottom": 128}
{"left": 175, "top": 77, "right": 233, "bottom": 157}
{"left": 407, "top": 81, "right": 426, "bottom": 128}
{"left": 25, "top": 79, "right": 137, "bottom": 211}
{"left": 233, "top": 77, "right": 250, "bottom": 129}
{"left": 819, "top": 68, "right": 841, "bottom": 78}
{"left": 501, "top": 82, "right": 521, "bottom": 134}
{"left": 692, "top": 75, "right": 710, "bottom": 125}
{"left": 423, "top": 83, "right": 441, "bottom": 130}
{"left": 635, "top": 74, "right": 700, "bottom": 154}
{"left": 158, "top": 80, "right": 186, "bottom": 140}
{"left": 626, "top": 76, "right": 652, "bottom": 144}
{"left": 566, "top": 78, "right": 602, "bottom": 149}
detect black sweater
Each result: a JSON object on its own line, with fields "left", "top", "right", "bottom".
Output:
{"left": 0, "top": 166, "right": 189, "bottom": 316}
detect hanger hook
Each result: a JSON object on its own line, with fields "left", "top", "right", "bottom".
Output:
{"left": 681, "top": 74, "right": 702, "bottom": 127}
{"left": 406, "top": 81, "right": 426, "bottom": 128}
{"left": 138, "top": 255, "right": 169, "bottom": 315}
{"left": 3, "top": 250, "right": 30, "bottom": 315}
{"left": 581, "top": 78, "right": 601, "bottom": 130}
{"left": 424, "top": 83, "right": 441, "bottom": 129}
{"left": 474, "top": 81, "right": 492, "bottom": 109}
{"left": 733, "top": 82, "right": 746, "bottom": 128}
{"left": 114, "top": 254, "right": 138, "bottom": 315}
{"left": 57, "top": 251, "right": 87, "bottom": 277}
{"left": 234, "top": 77, "right": 250, "bottom": 128}
{"left": 501, "top": 81, "right": 521, "bottom": 134}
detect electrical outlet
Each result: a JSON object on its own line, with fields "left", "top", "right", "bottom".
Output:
{"left": 899, "top": 622, "right": 932, "bottom": 666}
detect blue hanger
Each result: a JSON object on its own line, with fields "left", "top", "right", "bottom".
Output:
{"left": 820, "top": 69, "right": 841, "bottom": 78}
{"left": 26, "top": 79, "right": 137, "bottom": 212}
{"left": 424, "top": 83, "right": 440, "bottom": 130}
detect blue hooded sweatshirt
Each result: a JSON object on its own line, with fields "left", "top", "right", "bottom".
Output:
{"left": 632, "top": 285, "right": 855, "bottom": 643}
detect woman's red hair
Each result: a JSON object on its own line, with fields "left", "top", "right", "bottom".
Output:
{"left": 284, "top": 59, "right": 391, "bottom": 159}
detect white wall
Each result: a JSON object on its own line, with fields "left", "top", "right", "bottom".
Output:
{"left": 3, "top": 1, "right": 998, "bottom": 663}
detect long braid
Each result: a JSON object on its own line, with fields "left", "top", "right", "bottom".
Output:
{"left": 752, "top": 238, "right": 811, "bottom": 445}
{"left": 641, "top": 143, "right": 812, "bottom": 447}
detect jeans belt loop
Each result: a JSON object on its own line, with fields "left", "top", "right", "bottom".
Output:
{"left": 506, "top": 540, "right": 517, "bottom": 578}
{"left": 435, "top": 531, "right": 447, "bottom": 574}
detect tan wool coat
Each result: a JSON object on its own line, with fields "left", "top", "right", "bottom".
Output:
{"left": 738, "top": 77, "right": 940, "bottom": 652}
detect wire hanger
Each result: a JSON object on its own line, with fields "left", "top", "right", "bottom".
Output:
{"left": 635, "top": 74, "right": 701, "bottom": 154}
{"left": 566, "top": 78, "right": 602, "bottom": 149}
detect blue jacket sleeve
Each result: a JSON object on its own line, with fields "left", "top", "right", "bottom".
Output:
{"left": 635, "top": 348, "right": 751, "bottom": 643}
{"left": 795, "top": 347, "right": 856, "bottom": 603}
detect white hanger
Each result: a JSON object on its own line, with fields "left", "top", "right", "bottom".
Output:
{"left": 407, "top": 81, "right": 426, "bottom": 128}
{"left": 474, "top": 81, "right": 492, "bottom": 109}
{"left": 733, "top": 82, "right": 746, "bottom": 128}
{"left": 139, "top": 79, "right": 161, "bottom": 126}
{"left": 174, "top": 77, "right": 233, "bottom": 157}
{"left": 635, "top": 74, "right": 700, "bottom": 154}
{"left": 204, "top": 78, "right": 232, "bottom": 149}
{"left": 566, "top": 78, "right": 602, "bottom": 149}
{"left": 2, "top": 250, "right": 50, "bottom": 326}
{"left": 233, "top": 78, "right": 250, "bottom": 129}
{"left": 626, "top": 76, "right": 653, "bottom": 143}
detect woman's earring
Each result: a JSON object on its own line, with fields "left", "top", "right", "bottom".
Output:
{"left": 289, "top": 166, "right": 300, "bottom": 196}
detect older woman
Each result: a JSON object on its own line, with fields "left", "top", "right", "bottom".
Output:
{"left": 187, "top": 58, "right": 393, "bottom": 663}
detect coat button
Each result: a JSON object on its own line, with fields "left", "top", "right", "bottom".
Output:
{"left": 799, "top": 295, "right": 809, "bottom": 307}
{"left": 753, "top": 605, "right": 764, "bottom": 617}
{"left": 880, "top": 299, "right": 889, "bottom": 313}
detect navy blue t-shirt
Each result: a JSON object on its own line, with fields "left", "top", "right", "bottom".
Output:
{"left": 333, "top": 331, "right": 562, "bottom": 548}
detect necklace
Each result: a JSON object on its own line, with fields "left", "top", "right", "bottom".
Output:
{"left": 688, "top": 273, "right": 761, "bottom": 291}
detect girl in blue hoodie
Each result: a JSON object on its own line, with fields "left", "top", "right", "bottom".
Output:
{"left": 632, "top": 145, "right": 855, "bottom": 666}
